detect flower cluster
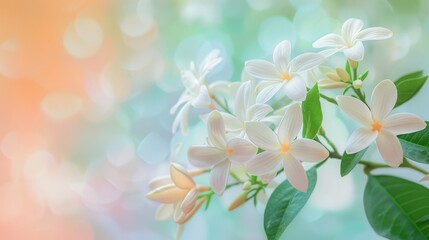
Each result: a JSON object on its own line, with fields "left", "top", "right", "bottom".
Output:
{"left": 146, "top": 18, "right": 427, "bottom": 239}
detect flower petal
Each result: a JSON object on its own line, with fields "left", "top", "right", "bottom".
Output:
{"left": 170, "top": 163, "right": 196, "bottom": 189}
{"left": 383, "top": 113, "right": 426, "bottom": 135}
{"left": 188, "top": 146, "right": 227, "bottom": 168}
{"left": 245, "top": 60, "right": 280, "bottom": 81}
{"left": 376, "top": 131, "right": 403, "bottom": 167}
{"left": 312, "top": 33, "right": 345, "bottom": 48}
{"left": 172, "top": 102, "right": 191, "bottom": 134}
{"left": 207, "top": 110, "right": 226, "bottom": 148}
{"left": 155, "top": 203, "right": 175, "bottom": 221}
{"left": 260, "top": 171, "right": 277, "bottom": 184}
{"left": 170, "top": 92, "right": 192, "bottom": 114}
{"left": 343, "top": 41, "right": 364, "bottom": 61}
{"left": 210, "top": 160, "right": 231, "bottom": 195}
{"left": 227, "top": 138, "right": 257, "bottom": 164}
{"left": 181, "top": 70, "right": 200, "bottom": 93}
{"left": 356, "top": 27, "right": 393, "bottom": 41}
{"left": 420, "top": 175, "right": 429, "bottom": 182}
{"left": 245, "top": 122, "right": 280, "bottom": 150}
{"left": 278, "top": 103, "right": 302, "bottom": 143}
{"left": 220, "top": 112, "right": 242, "bottom": 132}
{"left": 370, "top": 79, "right": 397, "bottom": 121}
{"left": 256, "top": 82, "right": 285, "bottom": 104}
{"left": 289, "top": 53, "right": 325, "bottom": 73}
{"left": 273, "top": 40, "right": 291, "bottom": 72}
{"left": 235, "top": 81, "right": 254, "bottom": 120}
{"left": 246, "top": 151, "right": 282, "bottom": 175}
{"left": 290, "top": 139, "right": 329, "bottom": 162}
{"left": 191, "top": 85, "right": 211, "bottom": 109}
{"left": 341, "top": 18, "right": 364, "bottom": 44}
{"left": 181, "top": 188, "right": 198, "bottom": 214}
{"left": 175, "top": 198, "right": 206, "bottom": 225}
{"left": 148, "top": 176, "right": 173, "bottom": 190}
{"left": 147, "top": 184, "right": 189, "bottom": 203}
{"left": 345, "top": 128, "right": 377, "bottom": 154}
{"left": 199, "top": 49, "right": 222, "bottom": 75}
{"left": 283, "top": 154, "right": 308, "bottom": 192}
{"left": 283, "top": 75, "right": 307, "bottom": 101}
{"left": 337, "top": 96, "right": 372, "bottom": 126}
{"left": 247, "top": 104, "right": 273, "bottom": 121}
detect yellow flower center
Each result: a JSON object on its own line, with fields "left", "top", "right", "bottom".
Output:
{"left": 371, "top": 121, "right": 383, "bottom": 132}
{"left": 280, "top": 143, "right": 289, "bottom": 154}
{"left": 226, "top": 149, "right": 234, "bottom": 155}
{"left": 280, "top": 73, "right": 292, "bottom": 81}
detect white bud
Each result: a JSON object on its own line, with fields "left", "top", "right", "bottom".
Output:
{"left": 353, "top": 80, "right": 363, "bottom": 89}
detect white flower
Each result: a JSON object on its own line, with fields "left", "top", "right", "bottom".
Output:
{"left": 146, "top": 163, "right": 207, "bottom": 224}
{"left": 220, "top": 81, "right": 273, "bottom": 137}
{"left": 420, "top": 175, "right": 429, "bottom": 182}
{"left": 188, "top": 111, "right": 258, "bottom": 195}
{"left": 170, "top": 50, "right": 222, "bottom": 134}
{"left": 245, "top": 103, "right": 329, "bottom": 192}
{"left": 337, "top": 80, "right": 426, "bottom": 167}
{"left": 313, "top": 18, "right": 393, "bottom": 61}
{"left": 246, "top": 40, "right": 324, "bottom": 103}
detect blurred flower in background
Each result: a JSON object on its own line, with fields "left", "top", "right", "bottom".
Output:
{"left": 0, "top": 0, "right": 428, "bottom": 239}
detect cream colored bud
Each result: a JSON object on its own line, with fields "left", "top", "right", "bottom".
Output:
{"left": 326, "top": 73, "right": 340, "bottom": 81}
{"left": 319, "top": 79, "right": 348, "bottom": 89}
{"left": 228, "top": 191, "right": 248, "bottom": 211}
{"left": 336, "top": 67, "right": 350, "bottom": 82}
{"left": 242, "top": 181, "right": 252, "bottom": 191}
{"left": 353, "top": 80, "right": 363, "bottom": 89}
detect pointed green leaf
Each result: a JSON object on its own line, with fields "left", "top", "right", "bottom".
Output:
{"left": 264, "top": 168, "right": 317, "bottom": 240}
{"left": 396, "top": 70, "right": 423, "bottom": 82}
{"left": 398, "top": 121, "right": 429, "bottom": 164}
{"left": 302, "top": 83, "right": 323, "bottom": 139}
{"left": 394, "top": 71, "right": 427, "bottom": 108}
{"left": 340, "top": 147, "right": 368, "bottom": 176}
{"left": 364, "top": 175, "right": 429, "bottom": 240}
{"left": 359, "top": 70, "right": 369, "bottom": 81}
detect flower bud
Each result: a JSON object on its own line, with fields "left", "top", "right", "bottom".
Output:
{"left": 228, "top": 191, "right": 248, "bottom": 211}
{"left": 353, "top": 80, "right": 363, "bottom": 89}
{"left": 242, "top": 181, "right": 252, "bottom": 191}
{"left": 336, "top": 67, "right": 350, "bottom": 82}
{"left": 326, "top": 73, "right": 340, "bottom": 81}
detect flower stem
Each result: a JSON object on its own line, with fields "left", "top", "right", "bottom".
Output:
{"left": 320, "top": 93, "right": 337, "bottom": 105}
{"left": 400, "top": 158, "right": 428, "bottom": 175}
{"left": 212, "top": 95, "right": 231, "bottom": 113}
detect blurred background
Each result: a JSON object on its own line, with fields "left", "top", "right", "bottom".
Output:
{"left": 1, "top": 0, "right": 429, "bottom": 239}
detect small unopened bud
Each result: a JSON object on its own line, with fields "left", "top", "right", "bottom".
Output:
{"left": 228, "top": 191, "right": 248, "bottom": 211}
{"left": 326, "top": 73, "right": 340, "bottom": 81}
{"left": 336, "top": 67, "right": 350, "bottom": 82}
{"left": 242, "top": 181, "right": 252, "bottom": 191}
{"left": 353, "top": 80, "right": 363, "bottom": 89}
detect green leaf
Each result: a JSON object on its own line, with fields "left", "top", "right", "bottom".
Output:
{"left": 394, "top": 71, "right": 427, "bottom": 108}
{"left": 340, "top": 147, "right": 368, "bottom": 176}
{"left": 398, "top": 121, "right": 429, "bottom": 164}
{"left": 302, "top": 83, "right": 323, "bottom": 139}
{"left": 264, "top": 168, "right": 317, "bottom": 240}
{"left": 364, "top": 175, "right": 429, "bottom": 240}
{"left": 359, "top": 70, "right": 369, "bottom": 81}
{"left": 345, "top": 60, "right": 351, "bottom": 77}
{"left": 396, "top": 70, "right": 423, "bottom": 82}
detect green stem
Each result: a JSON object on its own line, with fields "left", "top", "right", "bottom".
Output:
{"left": 401, "top": 158, "right": 428, "bottom": 175}
{"left": 320, "top": 93, "right": 337, "bottom": 105}
{"left": 212, "top": 96, "right": 231, "bottom": 113}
